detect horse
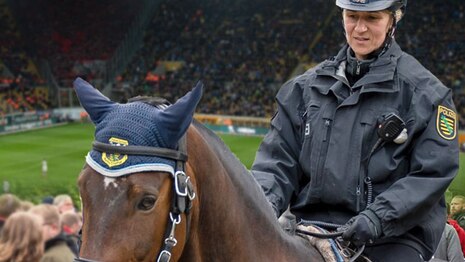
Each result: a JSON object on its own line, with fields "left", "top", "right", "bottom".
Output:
{"left": 73, "top": 77, "right": 326, "bottom": 261}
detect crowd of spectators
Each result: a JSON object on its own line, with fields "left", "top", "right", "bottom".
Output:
{"left": 11, "top": 0, "right": 143, "bottom": 88}
{"left": 0, "top": 0, "right": 50, "bottom": 115}
{"left": 399, "top": 1, "right": 465, "bottom": 129}
{"left": 0, "top": 1, "right": 42, "bottom": 87}
{"left": 0, "top": 0, "right": 465, "bottom": 123}
{"left": 118, "top": 0, "right": 332, "bottom": 117}
{"left": 0, "top": 193, "right": 81, "bottom": 261}
{"left": 2, "top": 192, "right": 465, "bottom": 260}
{"left": 117, "top": 0, "right": 465, "bottom": 120}
{"left": 0, "top": 87, "right": 51, "bottom": 115}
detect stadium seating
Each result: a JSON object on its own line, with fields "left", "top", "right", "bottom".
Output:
{"left": 0, "top": 0, "right": 464, "bottom": 123}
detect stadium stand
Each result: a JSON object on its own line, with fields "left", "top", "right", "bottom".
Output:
{"left": 0, "top": 0, "right": 49, "bottom": 114}
{"left": 0, "top": 0, "right": 463, "bottom": 123}
{"left": 118, "top": 0, "right": 465, "bottom": 119}
{"left": 119, "top": 0, "right": 333, "bottom": 117}
{"left": 396, "top": 1, "right": 465, "bottom": 130}
{"left": 10, "top": 0, "right": 143, "bottom": 89}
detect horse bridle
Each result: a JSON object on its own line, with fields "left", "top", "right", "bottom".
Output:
{"left": 74, "top": 135, "right": 195, "bottom": 262}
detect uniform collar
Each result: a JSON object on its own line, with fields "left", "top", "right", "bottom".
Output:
{"left": 314, "top": 41, "right": 403, "bottom": 95}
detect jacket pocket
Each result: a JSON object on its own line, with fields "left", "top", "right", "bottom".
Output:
{"left": 299, "top": 100, "right": 324, "bottom": 202}
{"left": 300, "top": 100, "right": 321, "bottom": 150}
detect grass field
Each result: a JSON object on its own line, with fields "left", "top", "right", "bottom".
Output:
{"left": 0, "top": 123, "right": 464, "bottom": 205}
{"left": 0, "top": 123, "right": 263, "bottom": 204}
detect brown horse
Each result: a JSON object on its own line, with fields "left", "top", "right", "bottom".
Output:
{"left": 73, "top": 77, "right": 325, "bottom": 261}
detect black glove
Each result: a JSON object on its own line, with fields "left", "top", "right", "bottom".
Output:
{"left": 341, "top": 209, "right": 382, "bottom": 247}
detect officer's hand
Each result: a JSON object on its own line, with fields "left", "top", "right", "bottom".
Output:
{"left": 341, "top": 209, "right": 382, "bottom": 247}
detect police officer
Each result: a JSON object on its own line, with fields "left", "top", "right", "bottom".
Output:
{"left": 251, "top": 0, "right": 459, "bottom": 261}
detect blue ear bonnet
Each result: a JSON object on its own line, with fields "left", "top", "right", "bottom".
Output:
{"left": 73, "top": 77, "right": 202, "bottom": 177}
{"left": 95, "top": 102, "right": 172, "bottom": 149}
{"left": 87, "top": 102, "right": 176, "bottom": 176}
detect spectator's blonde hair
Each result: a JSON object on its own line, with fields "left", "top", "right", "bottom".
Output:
{"left": 452, "top": 195, "right": 465, "bottom": 203}
{"left": 394, "top": 9, "right": 403, "bottom": 23}
{"left": 53, "top": 194, "right": 73, "bottom": 206}
{"left": 0, "top": 212, "right": 44, "bottom": 262}
{"left": 0, "top": 194, "right": 21, "bottom": 219}
{"left": 19, "top": 200, "right": 34, "bottom": 211}
{"left": 61, "top": 212, "right": 81, "bottom": 228}
{"left": 29, "top": 204, "right": 61, "bottom": 228}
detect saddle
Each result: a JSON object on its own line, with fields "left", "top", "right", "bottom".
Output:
{"left": 296, "top": 224, "right": 371, "bottom": 262}
{"left": 278, "top": 211, "right": 370, "bottom": 262}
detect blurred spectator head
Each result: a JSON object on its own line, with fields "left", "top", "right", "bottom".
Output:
{"left": 0, "top": 211, "right": 44, "bottom": 261}
{"left": 42, "top": 195, "right": 54, "bottom": 205}
{"left": 53, "top": 194, "right": 75, "bottom": 214}
{"left": 0, "top": 194, "right": 21, "bottom": 223}
{"left": 61, "top": 212, "right": 82, "bottom": 236}
{"left": 29, "top": 204, "right": 61, "bottom": 241}
{"left": 20, "top": 200, "right": 35, "bottom": 211}
{"left": 451, "top": 195, "right": 465, "bottom": 216}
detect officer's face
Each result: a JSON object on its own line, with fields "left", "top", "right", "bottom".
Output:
{"left": 343, "top": 10, "right": 393, "bottom": 60}
{"left": 450, "top": 197, "right": 465, "bottom": 215}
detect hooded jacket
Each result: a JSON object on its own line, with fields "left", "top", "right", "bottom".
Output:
{"left": 252, "top": 41, "right": 459, "bottom": 259}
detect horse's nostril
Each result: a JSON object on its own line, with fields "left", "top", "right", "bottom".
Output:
{"left": 138, "top": 196, "right": 156, "bottom": 211}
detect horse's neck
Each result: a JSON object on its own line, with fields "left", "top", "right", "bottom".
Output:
{"left": 183, "top": 126, "right": 323, "bottom": 261}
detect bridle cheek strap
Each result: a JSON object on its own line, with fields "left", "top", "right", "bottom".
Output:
{"left": 157, "top": 151, "right": 195, "bottom": 262}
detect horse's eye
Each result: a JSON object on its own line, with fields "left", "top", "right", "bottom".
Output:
{"left": 138, "top": 196, "right": 156, "bottom": 211}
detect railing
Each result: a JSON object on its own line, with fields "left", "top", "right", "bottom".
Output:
{"left": 37, "top": 59, "right": 61, "bottom": 107}
{"left": 104, "top": 0, "right": 163, "bottom": 86}
{"left": 195, "top": 114, "right": 270, "bottom": 128}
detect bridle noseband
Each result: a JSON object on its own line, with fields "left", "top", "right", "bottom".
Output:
{"left": 75, "top": 136, "right": 195, "bottom": 262}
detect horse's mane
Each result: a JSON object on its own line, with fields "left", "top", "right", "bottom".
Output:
{"left": 192, "top": 119, "right": 250, "bottom": 176}
{"left": 124, "top": 96, "right": 274, "bottom": 215}
{"left": 191, "top": 120, "right": 275, "bottom": 215}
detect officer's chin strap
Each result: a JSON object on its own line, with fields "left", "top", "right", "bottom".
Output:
{"left": 375, "top": 11, "right": 400, "bottom": 58}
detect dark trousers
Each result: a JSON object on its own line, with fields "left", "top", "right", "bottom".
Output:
{"left": 363, "top": 243, "right": 425, "bottom": 262}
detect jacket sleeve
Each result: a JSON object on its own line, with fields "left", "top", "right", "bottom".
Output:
{"left": 368, "top": 89, "right": 459, "bottom": 237}
{"left": 446, "top": 224, "right": 465, "bottom": 262}
{"left": 251, "top": 78, "right": 306, "bottom": 216}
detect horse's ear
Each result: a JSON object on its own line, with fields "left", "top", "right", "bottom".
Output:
{"left": 157, "top": 81, "right": 203, "bottom": 148}
{"left": 73, "top": 77, "right": 118, "bottom": 124}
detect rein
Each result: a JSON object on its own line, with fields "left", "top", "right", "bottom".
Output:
{"left": 75, "top": 136, "right": 195, "bottom": 262}
{"left": 295, "top": 221, "right": 367, "bottom": 262}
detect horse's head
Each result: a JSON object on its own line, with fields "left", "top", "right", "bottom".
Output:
{"left": 74, "top": 78, "right": 201, "bottom": 261}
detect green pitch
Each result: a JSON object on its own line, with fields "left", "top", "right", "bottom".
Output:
{"left": 1, "top": 123, "right": 464, "bottom": 205}
{"left": 0, "top": 123, "right": 262, "bottom": 204}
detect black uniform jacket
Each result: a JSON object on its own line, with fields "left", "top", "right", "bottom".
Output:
{"left": 252, "top": 41, "right": 459, "bottom": 259}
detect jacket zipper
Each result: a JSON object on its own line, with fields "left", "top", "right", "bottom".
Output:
{"left": 323, "top": 119, "right": 331, "bottom": 142}
{"left": 356, "top": 176, "right": 364, "bottom": 213}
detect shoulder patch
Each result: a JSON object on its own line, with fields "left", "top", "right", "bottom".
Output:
{"left": 436, "top": 105, "right": 457, "bottom": 140}
{"left": 102, "top": 137, "right": 128, "bottom": 167}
